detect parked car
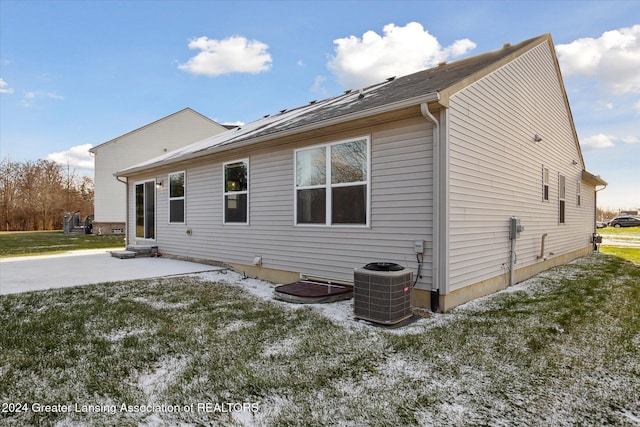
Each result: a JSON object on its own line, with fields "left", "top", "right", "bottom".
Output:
{"left": 609, "top": 216, "right": 640, "bottom": 228}
{"left": 596, "top": 221, "right": 608, "bottom": 228}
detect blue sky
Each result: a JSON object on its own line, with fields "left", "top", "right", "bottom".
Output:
{"left": 1, "top": 0, "right": 638, "bottom": 210}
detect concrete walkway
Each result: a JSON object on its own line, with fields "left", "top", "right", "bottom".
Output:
{"left": 0, "top": 249, "right": 223, "bottom": 295}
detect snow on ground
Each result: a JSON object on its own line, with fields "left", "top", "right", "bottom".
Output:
{"left": 104, "top": 328, "right": 147, "bottom": 342}
{"left": 132, "top": 296, "right": 190, "bottom": 311}
{"left": 138, "top": 355, "right": 189, "bottom": 402}
{"left": 193, "top": 259, "right": 587, "bottom": 334}
{"left": 3, "top": 253, "right": 636, "bottom": 426}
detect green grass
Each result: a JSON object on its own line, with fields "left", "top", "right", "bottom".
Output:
{"left": 599, "top": 225, "right": 640, "bottom": 237}
{"left": 598, "top": 225, "right": 640, "bottom": 264}
{"left": 0, "top": 231, "right": 125, "bottom": 257}
{"left": 1, "top": 254, "right": 639, "bottom": 426}
{"left": 600, "top": 246, "right": 640, "bottom": 264}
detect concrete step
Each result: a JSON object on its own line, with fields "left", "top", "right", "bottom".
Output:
{"left": 110, "top": 245, "right": 159, "bottom": 259}
{"left": 110, "top": 250, "right": 137, "bottom": 259}
{"left": 127, "top": 245, "right": 159, "bottom": 256}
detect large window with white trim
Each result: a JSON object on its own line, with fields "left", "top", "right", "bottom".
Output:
{"left": 295, "top": 136, "right": 369, "bottom": 226}
{"left": 168, "top": 171, "right": 185, "bottom": 223}
{"left": 224, "top": 160, "right": 248, "bottom": 224}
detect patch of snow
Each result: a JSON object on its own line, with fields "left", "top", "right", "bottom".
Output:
{"left": 104, "top": 328, "right": 147, "bottom": 342}
{"left": 622, "top": 409, "right": 640, "bottom": 425}
{"left": 138, "top": 355, "right": 189, "bottom": 402}
{"left": 230, "top": 405, "right": 262, "bottom": 427}
{"left": 132, "top": 297, "right": 190, "bottom": 310}
{"left": 224, "top": 320, "right": 255, "bottom": 333}
{"left": 120, "top": 81, "right": 393, "bottom": 175}
{"left": 262, "top": 336, "right": 300, "bottom": 357}
{"left": 196, "top": 270, "right": 277, "bottom": 301}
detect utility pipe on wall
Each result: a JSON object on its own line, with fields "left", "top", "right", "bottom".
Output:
{"left": 509, "top": 236, "right": 516, "bottom": 287}
{"left": 536, "top": 233, "right": 548, "bottom": 260}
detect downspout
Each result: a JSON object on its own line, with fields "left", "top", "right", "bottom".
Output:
{"left": 594, "top": 182, "right": 607, "bottom": 250}
{"left": 420, "top": 102, "right": 441, "bottom": 312}
{"left": 116, "top": 176, "right": 128, "bottom": 246}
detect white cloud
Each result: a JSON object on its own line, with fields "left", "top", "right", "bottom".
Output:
{"left": 581, "top": 133, "right": 640, "bottom": 151}
{"left": 0, "top": 77, "right": 13, "bottom": 94}
{"left": 178, "top": 35, "right": 272, "bottom": 77}
{"left": 556, "top": 25, "right": 640, "bottom": 94}
{"left": 47, "top": 144, "right": 94, "bottom": 171}
{"left": 582, "top": 134, "right": 616, "bottom": 151}
{"left": 635, "top": 100, "right": 640, "bottom": 113}
{"left": 327, "top": 22, "right": 476, "bottom": 88}
{"left": 310, "top": 75, "right": 328, "bottom": 96}
{"left": 21, "top": 90, "right": 64, "bottom": 107}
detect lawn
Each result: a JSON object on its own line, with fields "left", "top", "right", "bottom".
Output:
{"left": 0, "top": 231, "right": 125, "bottom": 257}
{"left": 599, "top": 225, "right": 640, "bottom": 238}
{"left": 1, "top": 253, "right": 639, "bottom": 426}
{"left": 599, "top": 225, "right": 640, "bottom": 264}
{"left": 600, "top": 246, "right": 640, "bottom": 264}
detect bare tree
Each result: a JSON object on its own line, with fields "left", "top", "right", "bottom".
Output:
{"left": 0, "top": 157, "right": 94, "bottom": 231}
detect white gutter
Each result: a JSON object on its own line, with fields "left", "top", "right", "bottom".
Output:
{"left": 115, "top": 92, "right": 441, "bottom": 177}
{"left": 420, "top": 103, "right": 440, "bottom": 296}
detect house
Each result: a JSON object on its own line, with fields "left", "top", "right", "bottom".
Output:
{"left": 115, "top": 34, "right": 606, "bottom": 312}
{"left": 89, "top": 108, "right": 230, "bottom": 235}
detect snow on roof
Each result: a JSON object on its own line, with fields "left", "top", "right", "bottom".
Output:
{"left": 116, "top": 81, "right": 396, "bottom": 175}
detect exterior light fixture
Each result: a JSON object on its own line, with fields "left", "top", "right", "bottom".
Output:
{"left": 534, "top": 134, "right": 543, "bottom": 142}
{"left": 156, "top": 180, "right": 163, "bottom": 189}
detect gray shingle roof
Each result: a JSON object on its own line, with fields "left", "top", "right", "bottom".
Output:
{"left": 117, "top": 34, "right": 548, "bottom": 176}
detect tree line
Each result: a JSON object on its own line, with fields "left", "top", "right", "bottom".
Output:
{"left": 0, "top": 158, "right": 94, "bottom": 231}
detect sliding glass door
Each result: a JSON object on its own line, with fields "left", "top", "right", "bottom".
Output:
{"left": 135, "top": 180, "right": 155, "bottom": 239}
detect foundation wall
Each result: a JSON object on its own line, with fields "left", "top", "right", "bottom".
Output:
{"left": 413, "top": 246, "right": 593, "bottom": 312}
{"left": 93, "top": 222, "right": 126, "bottom": 235}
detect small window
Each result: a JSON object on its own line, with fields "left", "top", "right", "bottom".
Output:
{"left": 295, "top": 137, "right": 369, "bottom": 226}
{"left": 224, "top": 160, "right": 248, "bottom": 224}
{"left": 168, "top": 172, "right": 185, "bottom": 223}
{"left": 576, "top": 180, "right": 581, "bottom": 207}
{"left": 559, "top": 174, "right": 566, "bottom": 224}
{"left": 542, "top": 167, "right": 549, "bottom": 201}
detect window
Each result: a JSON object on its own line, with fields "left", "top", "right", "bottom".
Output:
{"left": 295, "top": 137, "right": 369, "bottom": 226}
{"left": 224, "top": 160, "right": 248, "bottom": 224}
{"left": 559, "top": 174, "right": 566, "bottom": 224}
{"left": 168, "top": 171, "right": 185, "bottom": 223}
{"left": 542, "top": 166, "right": 549, "bottom": 201}
{"left": 576, "top": 180, "right": 581, "bottom": 207}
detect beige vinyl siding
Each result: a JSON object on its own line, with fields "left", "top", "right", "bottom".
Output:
{"left": 94, "top": 110, "right": 225, "bottom": 223}
{"left": 447, "top": 40, "right": 593, "bottom": 292}
{"left": 127, "top": 116, "right": 434, "bottom": 286}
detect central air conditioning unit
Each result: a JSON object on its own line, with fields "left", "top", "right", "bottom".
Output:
{"left": 353, "top": 262, "right": 413, "bottom": 325}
